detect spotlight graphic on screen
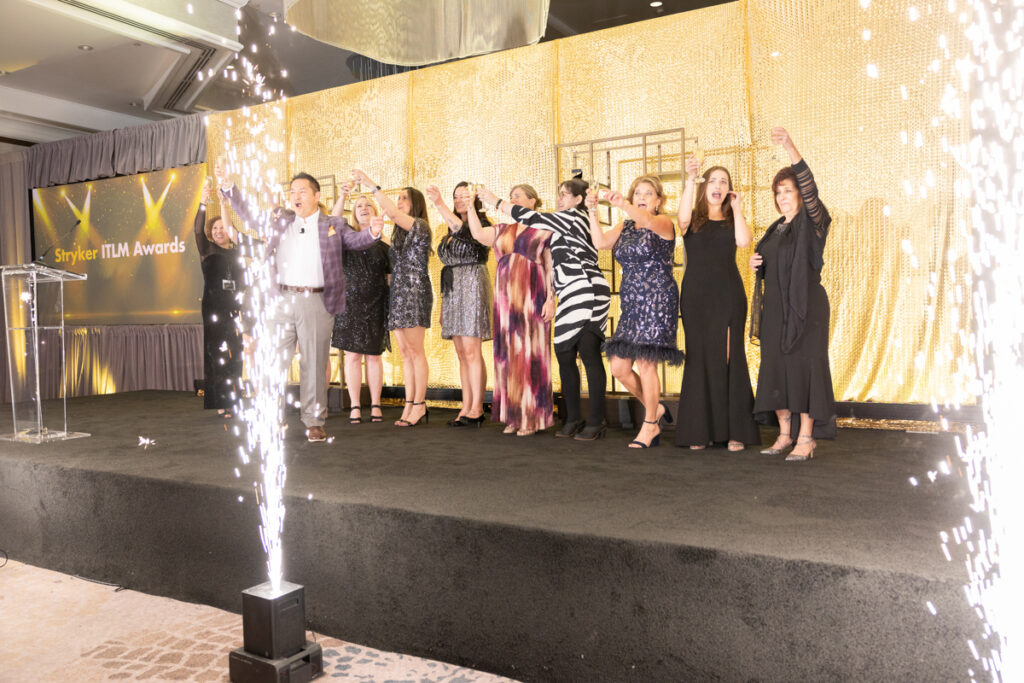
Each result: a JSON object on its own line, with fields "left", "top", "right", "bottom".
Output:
{"left": 31, "top": 164, "right": 207, "bottom": 325}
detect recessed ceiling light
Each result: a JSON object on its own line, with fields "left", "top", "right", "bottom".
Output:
{"left": 650, "top": 1, "right": 663, "bottom": 6}
{"left": 78, "top": 44, "right": 94, "bottom": 51}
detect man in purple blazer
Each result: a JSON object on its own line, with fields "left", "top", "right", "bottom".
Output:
{"left": 219, "top": 169, "right": 382, "bottom": 442}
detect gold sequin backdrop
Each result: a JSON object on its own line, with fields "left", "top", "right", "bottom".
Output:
{"left": 206, "top": 0, "right": 971, "bottom": 405}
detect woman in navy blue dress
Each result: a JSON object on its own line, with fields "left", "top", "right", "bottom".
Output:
{"left": 587, "top": 175, "right": 683, "bottom": 448}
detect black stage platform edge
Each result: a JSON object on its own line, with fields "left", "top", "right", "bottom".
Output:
{"left": 0, "top": 454, "right": 979, "bottom": 682}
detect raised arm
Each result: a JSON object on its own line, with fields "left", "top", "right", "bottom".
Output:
{"left": 219, "top": 194, "right": 238, "bottom": 244}
{"left": 586, "top": 189, "right": 622, "bottom": 250}
{"left": 330, "top": 180, "right": 353, "bottom": 217}
{"left": 195, "top": 184, "right": 213, "bottom": 254}
{"left": 215, "top": 163, "right": 262, "bottom": 234}
{"left": 728, "top": 190, "right": 752, "bottom": 247}
{"left": 338, "top": 216, "right": 381, "bottom": 250}
{"left": 541, "top": 245, "right": 555, "bottom": 322}
{"left": 771, "top": 127, "right": 828, "bottom": 234}
{"left": 425, "top": 185, "right": 463, "bottom": 232}
{"left": 464, "top": 189, "right": 496, "bottom": 247}
{"left": 677, "top": 155, "right": 699, "bottom": 235}
{"left": 607, "top": 191, "right": 674, "bottom": 241}
{"left": 476, "top": 186, "right": 515, "bottom": 219}
{"left": 352, "top": 169, "right": 417, "bottom": 231}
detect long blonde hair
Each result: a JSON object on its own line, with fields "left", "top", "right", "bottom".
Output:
{"left": 349, "top": 195, "right": 379, "bottom": 231}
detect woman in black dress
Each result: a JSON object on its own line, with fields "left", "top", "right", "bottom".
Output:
{"left": 749, "top": 127, "right": 837, "bottom": 460}
{"left": 675, "top": 156, "right": 760, "bottom": 451}
{"left": 195, "top": 183, "right": 245, "bottom": 417}
{"left": 329, "top": 184, "right": 391, "bottom": 424}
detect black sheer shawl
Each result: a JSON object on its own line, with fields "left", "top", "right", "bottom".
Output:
{"left": 750, "top": 159, "right": 831, "bottom": 353}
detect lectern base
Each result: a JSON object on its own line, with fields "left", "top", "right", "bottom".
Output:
{"left": 0, "top": 429, "right": 90, "bottom": 444}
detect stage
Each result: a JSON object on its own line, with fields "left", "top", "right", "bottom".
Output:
{"left": 0, "top": 391, "right": 981, "bottom": 681}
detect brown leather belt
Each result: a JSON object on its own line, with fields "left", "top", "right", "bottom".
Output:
{"left": 280, "top": 284, "right": 325, "bottom": 293}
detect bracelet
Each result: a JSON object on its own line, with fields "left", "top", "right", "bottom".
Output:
{"left": 496, "top": 199, "right": 503, "bottom": 211}
{"left": 373, "top": 185, "right": 381, "bottom": 192}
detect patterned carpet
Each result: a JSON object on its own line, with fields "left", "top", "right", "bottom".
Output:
{"left": 0, "top": 559, "right": 517, "bottom": 682}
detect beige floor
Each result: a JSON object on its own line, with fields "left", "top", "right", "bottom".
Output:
{"left": 0, "top": 559, "right": 517, "bottom": 682}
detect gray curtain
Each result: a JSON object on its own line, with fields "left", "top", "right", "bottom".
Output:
{"left": 0, "top": 149, "right": 31, "bottom": 265}
{"left": 113, "top": 113, "right": 206, "bottom": 176}
{"left": 27, "top": 130, "right": 116, "bottom": 188}
{"left": 3, "top": 325, "right": 202, "bottom": 403}
{"left": 0, "top": 150, "right": 32, "bottom": 402}
{"left": 27, "top": 113, "right": 206, "bottom": 188}
{"left": 64, "top": 325, "right": 203, "bottom": 396}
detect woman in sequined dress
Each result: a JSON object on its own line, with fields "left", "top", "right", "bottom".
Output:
{"left": 465, "top": 184, "right": 555, "bottom": 436}
{"left": 353, "top": 169, "right": 432, "bottom": 428}
{"left": 426, "top": 182, "right": 492, "bottom": 427}
{"left": 587, "top": 176, "right": 683, "bottom": 448}
{"left": 329, "top": 184, "right": 391, "bottom": 424}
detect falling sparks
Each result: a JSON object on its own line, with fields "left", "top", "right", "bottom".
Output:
{"left": 868, "top": 0, "right": 1024, "bottom": 677}
{"left": 190, "top": 4, "right": 287, "bottom": 103}
{"left": 219, "top": 110, "right": 292, "bottom": 593}
{"left": 953, "top": 0, "right": 1024, "bottom": 677}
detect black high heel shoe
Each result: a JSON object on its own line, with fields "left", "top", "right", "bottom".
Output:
{"left": 370, "top": 404, "right": 383, "bottom": 423}
{"left": 657, "top": 401, "right": 674, "bottom": 426}
{"left": 574, "top": 421, "right": 607, "bottom": 441}
{"left": 462, "top": 415, "right": 485, "bottom": 428}
{"left": 394, "top": 400, "right": 412, "bottom": 426}
{"left": 629, "top": 420, "right": 661, "bottom": 448}
{"left": 349, "top": 406, "right": 362, "bottom": 424}
{"left": 399, "top": 401, "right": 429, "bottom": 427}
{"left": 447, "top": 416, "right": 467, "bottom": 427}
{"left": 556, "top": 420, "right": 585, "bottom": 438}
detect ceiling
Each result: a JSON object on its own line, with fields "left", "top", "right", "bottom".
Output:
{"left": 0, "top": 0, "right": 728, "bottom": 155}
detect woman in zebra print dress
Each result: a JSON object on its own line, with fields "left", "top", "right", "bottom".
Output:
{"left": 479, "top": 179, "right": 610, "bottom": 440}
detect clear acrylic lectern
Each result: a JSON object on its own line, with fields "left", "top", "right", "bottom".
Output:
{"left": 1, "top": 263, "right": 89, "bottom": 443}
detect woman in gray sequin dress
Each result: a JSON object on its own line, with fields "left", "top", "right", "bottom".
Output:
{"left": 426, "top": 182, "right": 492, "bottom": 426}
{"left": 353, "top": 169, "right": 433, "bottom": 427}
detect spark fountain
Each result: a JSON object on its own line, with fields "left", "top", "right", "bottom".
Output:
{"left": 865, "top": 0, "right": 1024, "bottom": 679}
{"left": 954, "top": 1, "right": 1024, "bottom": 678}
{"left": 213, "top": 109, "right": 323, "bottom": 683}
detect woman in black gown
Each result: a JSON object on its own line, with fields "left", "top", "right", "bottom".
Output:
{"left": 195, "top": 183, "right": 245, "bottom": 417}
{"left": 749, "top": 127, "right": 837, "bottom": 460}
{"left": 329, "top": 184, "right": 391, "bottom": 424}
{"left": 675, "top": 156, "right": 760, "bottom": 451}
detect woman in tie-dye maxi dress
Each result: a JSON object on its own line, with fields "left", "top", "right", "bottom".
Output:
{"left": 464, "top": 183, "right": 556, "bottom": 435}
{"left": 491, "top": 221, "right": 555, "bottom": 434}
